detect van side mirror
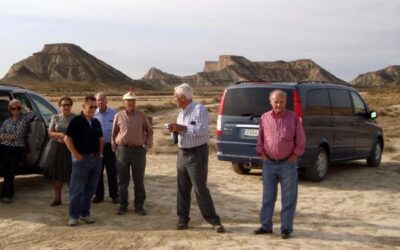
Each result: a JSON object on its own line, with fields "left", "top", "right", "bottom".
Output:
{"left": 369, "top": 111, "right": 377, "bottom": 119}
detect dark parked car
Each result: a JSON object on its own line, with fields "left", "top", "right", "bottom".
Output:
{"left": 0, "top": 84, "right": 58, "bottom": 173}
{"left": 216, "top": 81, "right": 384, "bottom": 181}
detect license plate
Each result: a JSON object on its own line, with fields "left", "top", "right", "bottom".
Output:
{"left": 243, "top": 128, "right": 259, "bottom": 137}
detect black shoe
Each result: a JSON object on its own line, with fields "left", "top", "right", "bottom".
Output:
{"left": 213, "top": 224, "right": 225, "bottom": 233}
{"left": 92, "top": 196, "right": 104, "bottom": 203}
{"left": 254, "top": 227, "right": 273, "bottom": 234}
{"left": 111, "top": 197, "right": 119, "bottom": 204}
{"left": 50, "top": 200, "right": 62, "bottom": 207}
{"left": 135, "top": 208, "right": 146, "bottom": 216}
{"left": 176, "top": 221, "right": 189, "bottom": 230}
{"left": 117, "top": 206, "right": 128, "bottom": 215}
{"left": 281, "top": 230, "right": 291, "bottom": 239}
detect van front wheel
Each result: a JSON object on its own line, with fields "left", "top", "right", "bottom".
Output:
{"left": 367, "top": 140, "right": 382, "bottom": 167}
{"left": 306, "top": 148, "right": 328, "bottom": 182}
{"left": 232, "top": 163, "right": 251, "bottom": 175}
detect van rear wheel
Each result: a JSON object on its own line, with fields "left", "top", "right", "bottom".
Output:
{"left": 306, "top": 148, "right": 328, "bottom": 182}
{"left": 232, "top": 163, "right": 251, "bottom": 175}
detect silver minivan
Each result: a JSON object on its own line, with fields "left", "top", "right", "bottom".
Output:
{"left": 216, "top": 81, "right": 384, "bottom": 181}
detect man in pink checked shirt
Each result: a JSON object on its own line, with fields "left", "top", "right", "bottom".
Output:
{"left": 254, "top": 89, "right": 306, "bottom": 239}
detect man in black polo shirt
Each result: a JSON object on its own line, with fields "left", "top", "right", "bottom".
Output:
{"left": 64, "top": 95, "right": 104, "bottom": 226}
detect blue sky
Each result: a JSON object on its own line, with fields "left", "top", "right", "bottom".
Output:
{"left": 0, "top": 0, "right": 399, "bottom": 81}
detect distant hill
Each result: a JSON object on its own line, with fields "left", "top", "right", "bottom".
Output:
{"left": 142, "top": 55, "right": 347, "bottom": 86}
{"left": 0, "top": 43, "right": 153, "bottom": 90}
{"left": 350, "top": 65, "right": 400, "bottom": 87}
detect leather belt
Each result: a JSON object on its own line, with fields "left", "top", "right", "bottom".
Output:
{"left": 122, "top": 145, "right": 144, "bottom": 149}
{"left": 180, "top": 143, "right": 207, "bottom": 153}
{"left": 268, "top": 156, "right": 289, "bottom": 163}
{"left": 82, "top": 153, "right": 99, "bottom": 158}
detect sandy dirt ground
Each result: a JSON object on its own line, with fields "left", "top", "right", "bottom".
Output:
{"left": 0, "top": 151, "right": 399, "bottom": 249}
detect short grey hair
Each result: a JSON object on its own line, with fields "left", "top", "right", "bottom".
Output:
{"left": 95, "top": 92, "right": 107, "bottom": 100}
{"left": 269, "top": 89, "right": 287, "bottom": 100}
{"left": 174, "top": 83, "right": 193, "bottom": 100}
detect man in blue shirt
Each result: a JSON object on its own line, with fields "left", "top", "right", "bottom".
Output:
{"left": 167, "top": 83, "right": 224, "bottom": 233}
{"left": 93, "top": 93, "right": 119, "bottom": 204}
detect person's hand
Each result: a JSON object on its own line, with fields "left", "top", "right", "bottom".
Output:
{"left": 167, "top": 123, "right": 186, "bottom": 133}
{"left": 74, "top": 153, "right": 84, "bottom": 161}
{"left": 111, "top": 143, "right": 117, "bottom": 152}
{"left": 2, "top": 134, "right": 16, "bottom": 141}
{"left": 288, "top": 154, "right": 298, "bottom": 162}
{"left": 259, "top": 153, "right": 267, "bottom": 160}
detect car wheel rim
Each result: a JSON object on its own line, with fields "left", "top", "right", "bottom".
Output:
{"left": 316, "top": 151, "right": 328, "bottom": 178}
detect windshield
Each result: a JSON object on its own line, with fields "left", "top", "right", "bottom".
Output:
{"left": 222, "top": 88, "right": 294, "bottom": 116}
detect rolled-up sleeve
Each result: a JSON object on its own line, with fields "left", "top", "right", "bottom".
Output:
{"left": 293, "top": 117, "right": 306, "bottom": 156}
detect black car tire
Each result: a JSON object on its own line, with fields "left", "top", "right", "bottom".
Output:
{"left": 306, "top": 148, "right": 329, "bottom": 182}
{"left": 232, "top": 163, "right": 251, "bottom": 175}
{"left": 366, "top": 140, "right": 382, "bottom": 167}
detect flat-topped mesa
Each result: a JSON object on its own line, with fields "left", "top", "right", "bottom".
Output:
{"left": 1, "top": 43, "right": 155, "bottom": 89}
{"left": 351, "top": 65, "right": 400, "bottom": 87}
{"left": 143, "top": 55, "right": 347, "bottom": 86}
{"left": 203, "top": 55, "right": 249, "bottom": 72}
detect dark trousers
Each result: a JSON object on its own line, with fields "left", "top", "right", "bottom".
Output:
{"left": 0, "top": 145, "right": 24, "bottom": 199}
{"left": 177, "top": 144, "right": 221, "bottom": 225}
{"left": 95, "top": 143, "right": 119, "bottom": 199}
{"left": 116, "top": 145, "right": 146, "bottom": 209}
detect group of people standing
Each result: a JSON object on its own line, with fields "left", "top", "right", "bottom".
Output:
{"left": 0, "top": 83, "right": 305, "bottom": 238}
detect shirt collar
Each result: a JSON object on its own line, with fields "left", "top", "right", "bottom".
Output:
{"left": 96, "top": 107, "right": 109, "bottom": 115}
{"left": 271, "top": 109, "right": 286, "bottom": 118}
{"left": 182, "top": 101, "right": 195, "bottom": 114}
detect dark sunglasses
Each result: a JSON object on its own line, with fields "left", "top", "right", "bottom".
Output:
{"left": 61, "top": 103, "right": 72, "bottom": 107}
{"left": 89, "top": 105, "right": 98, "bottom": 110}
{"left": 10, "top": 107, "right": 21, "bottom": 111}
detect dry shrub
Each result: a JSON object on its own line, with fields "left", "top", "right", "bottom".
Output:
{"left": 157, "top": 137, "right": 174, "bottom": 147}
{"left": 152, "top": 146, "right": 178, "bottom": 155}
{"left": 208, "top": 141, "right": 217, "bottom": 154}
{"left": 393, "top": 154, "right": 400, "bottom": 161}
{"left": 383, "top": 145, "right": 397, "bottom": 153}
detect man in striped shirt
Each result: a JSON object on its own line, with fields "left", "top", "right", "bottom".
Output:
{"left": 167, "top": 83, "right": 225, "bottom": 233}
{"left": 255, "top": 89, "right": 306, "bottom": 239}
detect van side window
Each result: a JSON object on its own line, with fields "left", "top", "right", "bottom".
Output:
{"left": 30, "top": 94, "right": 58, "bottom": 124}
{"left": 351, "top": 92, "right": 367, "bottom": 115}
{"left": 329, "top": 89, "right": 352, "bottom": 116}
{"left": 305, "top": 89, "right": 331, "bottom": 115}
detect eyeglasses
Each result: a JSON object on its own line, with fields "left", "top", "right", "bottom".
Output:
{"left": 89, "top": 105, "right": 98, "bottom": 110}
{"left": 10, "top": 107, "right": 21, "bottom": 111}
{"left": 61, "top": 103, "right": 72, "bottom": 107}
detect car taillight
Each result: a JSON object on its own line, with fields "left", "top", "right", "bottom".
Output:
{"left": 294, "top": 89, "right": 304, "bottom": 120}
{"left": 216, "top": 89, "right": 227, "bottom": 136}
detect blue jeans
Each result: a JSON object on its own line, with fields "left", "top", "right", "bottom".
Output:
{"left": 69, "top": 156, "right": 101, "bottom": 219}
{"left": 260, "top": 160, "right": 298, "bottom": 234}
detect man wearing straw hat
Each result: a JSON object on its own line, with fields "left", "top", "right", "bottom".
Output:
{"left": 111, "top": 91, "right": 153, "bottom": 216}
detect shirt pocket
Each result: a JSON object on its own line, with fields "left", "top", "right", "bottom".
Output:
{"left": 282, "top": 124, "right": 295, "bottom": 141}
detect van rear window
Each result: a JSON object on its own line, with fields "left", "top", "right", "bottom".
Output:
{"left": 222, "top": 88, "right": 294, "bottom": 116}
